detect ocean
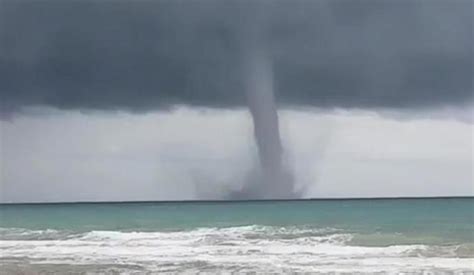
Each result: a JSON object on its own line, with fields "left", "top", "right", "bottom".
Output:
{"left": 0, "top": 198, "right": 473, "bottom": 273}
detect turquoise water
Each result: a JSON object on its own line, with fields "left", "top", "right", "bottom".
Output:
{"left": 1, "top": 198, "right": 473, "bottom": 273}
{"left": 1, "top": 198, "right": 472, "bottom": 243}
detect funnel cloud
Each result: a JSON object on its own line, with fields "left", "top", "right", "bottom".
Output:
{"left": 232, "top": 16, "right": 297, "bottom": 199}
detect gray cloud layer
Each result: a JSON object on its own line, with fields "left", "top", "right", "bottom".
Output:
{"left": 1, "top": 0, "right": 472, "bottom": 114}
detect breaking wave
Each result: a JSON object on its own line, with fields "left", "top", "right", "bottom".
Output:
{"left": 1, "top": 226, "right": 473, "bottom": 273}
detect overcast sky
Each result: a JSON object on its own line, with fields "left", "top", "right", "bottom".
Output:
{"left": 1, "top": 0, "right": 472, "bottom": 112}
{"left": 0, "top": 0, "right": 472, "bottom": 202}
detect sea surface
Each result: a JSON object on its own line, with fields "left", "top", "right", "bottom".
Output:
{"left": 0, "top": 198, "right": 473, "bottom": 274}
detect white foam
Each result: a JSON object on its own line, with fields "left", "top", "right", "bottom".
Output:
{"left": 1, "top": 226, "right": 473, "bottom": 273}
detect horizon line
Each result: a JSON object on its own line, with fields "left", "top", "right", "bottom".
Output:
{"left": 1, "top": 195, "right": 472, "bottom": 206}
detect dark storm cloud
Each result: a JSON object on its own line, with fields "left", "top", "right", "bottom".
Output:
{"left": 0, "top": 0, "right": 472, "bottom": 114}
